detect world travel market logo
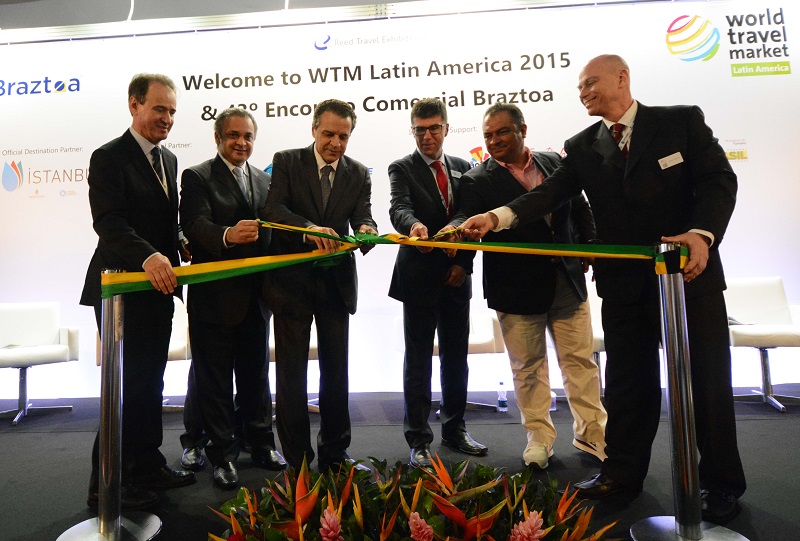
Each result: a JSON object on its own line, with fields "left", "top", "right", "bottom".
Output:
{"left": 2, "top": 161, "right": 23, "bottom": 192}
{"left": 666, "top": 15, "right": 721, "bottom": 62}
{"left": 666, "top": 7, "right": 791, "bottom": 77}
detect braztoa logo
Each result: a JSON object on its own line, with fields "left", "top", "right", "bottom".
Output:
{"left": 666, "top": 15, "right": 721, "bottom": 62}
{"left": 2, "top": 161, "right": 23, "bottom": 192}
{"left": 0, "top": 77, "right": 80, "bottom": 96}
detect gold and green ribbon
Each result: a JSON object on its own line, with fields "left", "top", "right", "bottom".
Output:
{"left": 99, "top": 222, "right": 688, "bottom": 298}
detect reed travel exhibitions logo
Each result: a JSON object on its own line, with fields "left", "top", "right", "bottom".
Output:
{"left": 666, "top": 15, "right": 721, "bottom": 62}
{"left": 2, "top": 161, "right": 23, "bottom": 192}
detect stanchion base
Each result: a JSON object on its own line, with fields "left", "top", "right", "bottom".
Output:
{"left": 631, "top": 516, "right": 749, "bottom": 541}
{"left": 57, "top": 512, "right": 161, "bottom": 541}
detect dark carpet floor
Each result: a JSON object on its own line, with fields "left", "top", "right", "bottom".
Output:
{"left": 1, "top": 387, "right": 799, "bottom": 541}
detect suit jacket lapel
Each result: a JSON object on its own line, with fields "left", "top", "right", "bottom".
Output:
{"left": 325, "top": 154, "right": 350, "bottom": 218}
{"left": 591, "top": 121, "right": 626, "bottom": 172}
{"left": 301, "top": 145, "right": 325, "bottom": 219}
{"left": 625, "top": 103, "right": 655, "bottom": 174}
{"left": 248, "top": 164, "right": 267, "bottom": 215}
{"left": 122, "top": 130, "right": 172, "bottom": 203}
{"left": 411, "top": 152, "right": 446, "bottom": 214}
{"left": 212, "top": 156, "right": 251, "bottom": 211}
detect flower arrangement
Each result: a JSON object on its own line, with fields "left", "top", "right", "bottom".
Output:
{"left": 209, "top": 455, "right": 618, "bottom": 541}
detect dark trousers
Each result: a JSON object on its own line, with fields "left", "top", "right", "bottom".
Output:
{"left": 91, "top": 291, "right": 173, "bottom": 482}
{"left": 189, "top": 298, "right": 275, "bottom": 467}
{"left": 273, "top": 269, "right": 350, "bottom": 470}
{"left": 600, "top": 285, "right": 746, "bottom": 496}
{"left": 402, "top": 294, "right": 470, "bottom": 448}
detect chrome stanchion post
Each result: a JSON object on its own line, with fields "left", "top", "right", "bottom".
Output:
{"left": 630, "top": 243, "right": 748, "bottom": 541}
{"left": 98, "top": 286, "right": 124, "bottom": 536}
{"left": 58, "top": 270, "right": 161, "bottom": 541}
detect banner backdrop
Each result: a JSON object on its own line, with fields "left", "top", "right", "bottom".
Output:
{"left": 1, "top": 0, "right": 797, "bottom": 398}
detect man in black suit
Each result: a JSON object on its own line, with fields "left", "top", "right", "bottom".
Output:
{"left": 179, "top": 108, "right": 287, "bottom": 489}
{"left": 459, "top": 103, "right": 606, "bottom": 471}
{"left": 261, "top": 99, "right": 378, "bottom": 472}
{"left": 80, "top": 73, "right": 195, "bottom": 510}
{"left": 462, "top": 54, "right": 745, "bottom": 524}
{"left": 388, "top": 98, "right": 487, "bottom": 469}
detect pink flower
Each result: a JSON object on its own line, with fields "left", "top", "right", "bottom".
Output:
{"left": 409, "top": 511, "right": 434, "bottom": 541}
{"left": 319, "top": 507, "right": 344, "bottom": 541}
{"left": 509, "top": 511, "right": 545, "bottom": 541}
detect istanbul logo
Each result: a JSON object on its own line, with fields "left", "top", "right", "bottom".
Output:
{"left": 666, "top": 15, "right": 721, "bottom": 62}
{"left": 2, "top": 161, "right": 23, "bottom": 192}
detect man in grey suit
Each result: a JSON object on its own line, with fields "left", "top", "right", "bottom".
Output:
{"left": 261, "top": 99, "right": 378, "bottom": 472}
{"left": 179, "top": 108, "right": 286, "bottom": 489}
{"left": 462, "top": 54, "right": 745, "bottom": 524}
{"left": 388, "top": 98, "right": 486, "bottom": 469}
{"left": 80, "top": 73, "right": 195, "bottom": 510}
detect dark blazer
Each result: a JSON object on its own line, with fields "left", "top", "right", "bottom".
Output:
{"left": 460, "top": 151, "right": 595, "bottom": 315}
{"left": 507, "top": 104, "right": 737, "bottom": 303}
{"left": 80, "top": 129, "right": 181, "bottom": 306}
{"left": 180, "top": 155, "right": 271, "bottom": 325}
{"left": 261, "top": 144, "right": 377, "bottom": 315}
{"left": 388, "top": 151, "right": 474, "bottom": 307}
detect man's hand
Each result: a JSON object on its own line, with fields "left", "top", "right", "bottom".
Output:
{"left": 581, "top": 257, "right": 594, "bottom": 274}
{"left": 461, "top": 212, "right": 498, "bottom": 240}
{"left": 409, "top": 222, "right": 432, "bottom": 254}
{"left": 308, "top": 225, "right": 341, "bottom": 253}
{"left": 661, "top": 232, "right": 710, "bottom": 283}
{"left": 358, "top": 224, "right": 378, "bottom": 254}
{"left": 179, "top": 238, "right": 192, "bottom": 263}
{"left": 143, "top": 253, "right": 177, "bottom": 294}
{"left": 443, "top": 264, "right": 466, "bottom": 288}
{"left": 436, "top": 224, "right": 460, "bottom": 258}
{"left": 225, "top": 219, "right": 261, "bottom": 245}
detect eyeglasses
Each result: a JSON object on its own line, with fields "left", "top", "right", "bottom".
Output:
{"left": 412, "top": 124, "right": 446, "bottom": 137}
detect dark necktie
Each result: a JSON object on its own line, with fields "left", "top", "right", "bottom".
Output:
{"left": 150, "top": 146, "right": 168, "bottom": 195}
{"left": 233, "top": 166, "right": 249, "bottom": 203}
{"left": 611, "top": 123, "right": 628, "bottom": 159}
{"left": 432, "top": 160, "right": 450, "bottom": 211}
{"left": 320, "top": 165, "right": 333, "bottom": 209}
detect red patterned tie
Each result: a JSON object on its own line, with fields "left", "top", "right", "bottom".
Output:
{"left": 432, "top": 160, "right": 449, "bottom": 211}
{"left": 611, "top": 123, "right": 628, "bottom": 159}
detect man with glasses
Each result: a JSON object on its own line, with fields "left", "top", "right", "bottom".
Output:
{"left": 388, "top": 98, "right": 486, "bottom": 469}
{"left": 459, "top": 103, "right": 606, "bottom": 470}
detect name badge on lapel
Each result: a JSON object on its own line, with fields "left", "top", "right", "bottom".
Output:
{"left": 451, "top": 170, "right": 462, "bottom": 178}
{"left": 658, "top": 152, "right": 684, "bottom": 170}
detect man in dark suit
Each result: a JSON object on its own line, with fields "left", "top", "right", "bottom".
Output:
{"left": 179, "top": 108, "right": 287, "bottom": 489}
{"left": 261, "top": 99, "right": 378, "bottom": 472}
{"left": 462, "top": 54, "right": 745, "bottom": 524}
{"left": 459, "top": 103, "right": 606, "bottom": 471}
{"left": 80, "top": 73, "right": 195, "bottom": 510}
{"left": 388, "top": 98, "right": 486, "bottom": 469}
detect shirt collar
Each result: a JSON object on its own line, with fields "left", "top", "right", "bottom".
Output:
{"left": 602, "top": 100, "right": 638, "bottom": 130}
{"left": 313, "top": 146, "right": 339, "bottom": 173}
{"left": 494, "top": 147, "right": 533, "bottom": 172}
{"left": 129, "top": 126, "right": 158, "bottom": 157}
{"left": 417, "top": 148, "right": 445, "bottom": 167}
{"left": 219, "top": 154, "right": 247, "bottom": 176}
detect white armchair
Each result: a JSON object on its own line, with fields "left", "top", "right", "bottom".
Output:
{"left": 724, "top": 277, "right": 800, "bottom": 412}
{"left": 0, "top": 302, "right": 79, "bottom": 425}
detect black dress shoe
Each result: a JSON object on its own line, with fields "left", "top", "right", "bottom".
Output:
{"left": 180, "top": 447, "right": 205, "bottom": 471}
{"left": 319, "top": 453, "right": 371, "bottom": 473}
{"left": 130, "top": 465, "right": 196, "bottom": 490}
{"left": 574, "top": 473, "right": 632, "bottom": 499}
{"left": 410, "top": 445, "right": 433, "bottom": 468}
{"left": 441, "top": 432, "right": 488, "bottom": 457}
{"left": 87, "top": 485, "right": 160, "bottom": 511}
{"left": 701, "top": 489, "right": 740, "bottom": 524}
{"left": 213, "top": 462, "right": 239, "bottom": 490}
{"left": 251, "top": 448, "right": 288, "bottom": 470}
